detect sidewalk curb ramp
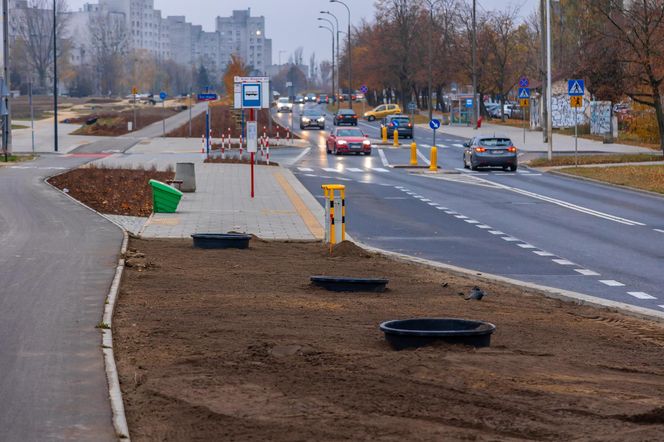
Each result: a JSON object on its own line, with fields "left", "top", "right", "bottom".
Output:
{"left": 45, "top": 170, "right": 131, "bottom": 440}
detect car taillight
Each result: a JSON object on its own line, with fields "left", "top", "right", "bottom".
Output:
{"left": 352, "top": 115, "right": 357, "bottom": 118}
{"left": 507, "top": 146, "right": 517, "bottom": 153}
{"left": 475, "top": 147, "right": 486, "bottom": 153}
{"left": 337, "top": 115, "right": 342, "bottom": 119}
{"left": 408, "top": 123, "right": 412, "bottom": 127}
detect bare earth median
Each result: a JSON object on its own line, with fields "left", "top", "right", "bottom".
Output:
{"left": 115, "top": 238, "right": 664, "bottom": 441}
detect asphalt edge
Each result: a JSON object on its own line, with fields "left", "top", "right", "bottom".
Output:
{"left": 547, "top": 169, "right": 664, "bottom": 200}
{"left": 353, "top": 240, "right": 664, "bottom": 324}
{"left": 43, "top": 173, "right": 131, "bottom": 440}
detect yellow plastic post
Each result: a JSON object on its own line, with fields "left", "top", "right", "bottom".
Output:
{"left": 381, "top": 126, "right": 388, "bottom": 143}
{"left": 393, "top": 129, "right": 399, "bottom": 147}
{"left": 410, "top": 142, "right": 418, "bottom": 166}
{"left": 429, "top": 146, "right": 438, "bottom": 172}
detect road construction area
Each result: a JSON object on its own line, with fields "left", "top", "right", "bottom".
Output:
{"left": 114, "top": 238, "right": 664, "bottom": 441}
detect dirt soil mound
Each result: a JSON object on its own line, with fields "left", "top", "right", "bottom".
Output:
{"left": 115, "top": 238, "right": 664, "bottom": 441}
{"left": 48, "top": 166, "right": 174, "bottom": 217}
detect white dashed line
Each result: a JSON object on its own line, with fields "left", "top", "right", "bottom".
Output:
{"left": 322, "top": 168, "right": 338, "bottom": 172}
{"left": 552, "top": 259, "right": 576, "bottom": 266}
{"left": 298, "top": 167, "right": 314, "bottom": 172}
{"left": 517, "top": 244, "right": 537, "bottom": 249}
{"left": 436, "top": 207, "right": 446, "bottom": 210}
{"left": 420, "top": 198, "right": 431, "bottom": 202}
{"left": 453, "top": 143, "right": 464, "bottom": 148}
{"left": 574, "top": 269, "right": 600, "bottom": 276}
{"left": 377, "top": 149, "right": 390, "bottom": 167}
{"left": 445, "top": 211, "right": 457, "bottom": 215}
{"left": 464, "top": 220, "right": 480, "bottom": 224}
{"left": 658, "top": 305, "right": 664, "bottom": 310}
{"left": 489, "top": 231, "right": 505, "bottom": 235}
{"left": 454, "top": 215, "right": 468, "bottom": 219}
{"left": 427, "top": 202, "right": 439, "bottom": 206}
{"left": 627, "top": 292, "right": 657, "bottom": 300}
{"left": 476, "top": 225, "right": 492, "bottom": 229}
{"left": 599, "top": 280, "right": 625, "bottom": 287}
{"left": 372, "top": 167, "right": 390, "bottom": 173}
{"left": 347, "top": 168, "right": 364, "bottom": 172}
{"left": 533, "top": 251, "right": 555, "bottom": 256}
{"left": 654, "top": 229, "right": 664, "bottom": 234}
{"left": 502, "top": 237, "right": 520, "bottom": 242}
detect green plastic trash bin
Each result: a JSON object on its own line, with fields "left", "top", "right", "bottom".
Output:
{"left": 149, "top": 179, "right": 183, "bottom": 213}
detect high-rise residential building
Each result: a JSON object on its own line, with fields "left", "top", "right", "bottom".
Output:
{"left": 215, "top": 9, "right": 272, "bottom": 74}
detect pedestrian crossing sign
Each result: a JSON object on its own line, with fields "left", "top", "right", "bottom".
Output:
{"left": 568, "top": 79, "right": 585, "bottom": 96}
{"left": 520, "top": 98, "right": 529, "bottom": 108}
{"left": 570, "top": 96, "right": 583, "bottom": 108}
{"left": 518, "top": 87, "right": 530, "bottom": 99}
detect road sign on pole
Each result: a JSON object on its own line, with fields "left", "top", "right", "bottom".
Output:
{"left": 519, "top": 76, "right": 529, "bottom": 88}
{"left": 159, "top": 91, "right": 167, "bottom": 100}
{"left": 234, "top": 76, "right": 270, "bottom": 110}
{"left": 430, "top": 118, "right": 441, "bottom": 147}
{"left": 568, "top": 79, "right": 585, "bottom": 96}
{"left": 519, "top": 98, "right": 530, "bottom": 108}
{"left": 197, "top": 93, "right": 218, "bottom": 101}
{"left": 570, "top": 96, "right": 583, "bottom": 108}
{"left": 465, "top": 98, "right": 473, "bottom": 108}
{"left": 360, "top": 85, "right": 368, "bottom": 94}
{"left": 518, "top": 88, "right": 530, "bottom": 99}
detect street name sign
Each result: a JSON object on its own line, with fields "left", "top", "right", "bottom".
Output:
{"left": 518, "top": 87, "right": 530, "bottom": 99}
{"left": 197, "top": 93, "right": 218, "bottom": 101}
{"left": 568, "top": 79, "right": 585, "bottom": 96}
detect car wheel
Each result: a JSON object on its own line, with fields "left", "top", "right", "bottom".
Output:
{"left": 368, "top": 116, "right": 375, "bottom": 122}
{"left": 463, "top": 156, "right": 469, "bottom": 169}
{"left": 365, "top": 150, "right": 372, "bottom": 156}
{"left": 470, "top": 159, "right": 478, "bottom": 171}
{"left": 510, "top": 165, "right": 518, "bottom": 172}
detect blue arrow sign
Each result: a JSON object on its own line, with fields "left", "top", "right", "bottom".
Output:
{"left": 518, "top": 87, "right": 530, "bottom": 99}
{"left": 429, "top": 119, "right": 441, "bottom": 130}
{"left": 568, "top": 79, "right": 585, "bottom": 96}
{"left": 159, "top": 91, "right": 167, "bottom": 100}
{"left": 392, "top": 119, "right": 400, "bottom": 128}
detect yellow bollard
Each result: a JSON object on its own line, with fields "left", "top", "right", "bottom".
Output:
{"left": 393, "top": 129, "right": 399, "bottom": 147}
{"left": 381, "top": 126, "right": 388, "bottom": 143}
{"left": 429, "top": 146, "right": 438, "bottom": 171}
{"left": 410, "top": 142, "right": 418, "bottom": 166}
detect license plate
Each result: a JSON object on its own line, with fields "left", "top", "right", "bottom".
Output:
{"left": 492, "top": 150, "right": 504, "bottom": 154}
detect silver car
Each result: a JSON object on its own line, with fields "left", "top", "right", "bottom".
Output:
{"left": 300, "top": 109, "right": 326, "bottom": 130}
{"left": 463, "top": 136, "right": 518, "bottom": 171}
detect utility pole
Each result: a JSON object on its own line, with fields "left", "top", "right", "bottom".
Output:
{"left": 472, "top": 0, "right": 477, "bottom": 128}
{"left": 546, "top": 0, "right": 553, "bottom": 159}
{"left": 540, "top": 0, "right": 548, "bottom": 144}
{"left": 426, "top": 0, "right": 438, "bottom": 121}
{"left": 331, "top": 0, "right": 352, "bottom": 109}
{"left": 2, "top": 0, "right": 12, "bottom": 155}
{"left": 53, "top": 0, "right": 59, "bottom": 152}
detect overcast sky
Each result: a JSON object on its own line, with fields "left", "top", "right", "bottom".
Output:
{"left": 67, "top": 0, "right": 539, "bottom": 65}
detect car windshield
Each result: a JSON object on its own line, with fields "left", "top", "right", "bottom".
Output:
{"left": 337, "top": 129, "right": 363, "bottom": 137}
{"left": 479, "top": 138, "right": 512, "bottom": 147}
{"left": 339, "top": 110, "right": 355, "bottom": 115}
{"left": 391, "top": 117, "right": 410, "bottom": 124}
{"left": 278, "top": 98, "right": 289, "bottom": 103}
{"left": 304, "top": 110, "right": 322, "bottom": 117}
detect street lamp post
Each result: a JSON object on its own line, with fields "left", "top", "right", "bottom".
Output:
{"left": 2, "top": 0, "right": 11, "bottom": 156}
{"left": 319, "top": 25, "right": 335, "bottom": 101}
{"left": 53, "top": 0, "right": 58, "bottom": 152}
{"left": 424, "top": 0, "right": 440, "bottom": 121}
{"left": 321, "top": 10, "right": 340, "bottom": 108}
{"left": 472, "top": 0, "right": 478, "bottom": 128}
{"left": 330, "top": 0, "right": 351, "bottom": 110}
{"left": 318, "top": 17, "right": 336, "bottom": 107}
{"left": 546, "top": 0, "right": 553, "bottom": 160}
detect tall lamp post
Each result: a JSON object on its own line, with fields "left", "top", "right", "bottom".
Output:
{"left": 424, "top": 0, "right": 440, "bottom": 121}
{"left": 2, "top": 0, "right": 11, "bottom": 155}
{"left": 330, "top": 0, "right": 351, "bottom": 109}
{"left": 53, "top": 0, "right": 58, "bottom": 152}
{"left": 546, "top": 0, "right": 554, "bottom": 160}
{"left": 472, "top": 0, "right": 478, "bottom": 128}
{"left": 320, "top": 10, "right": 340, "bottom": 107}
{"left": 318, "top": 25, "right": 335, "bottom": 101}
{"left": 318, "top": 17, "right": 336, "bottom": 108}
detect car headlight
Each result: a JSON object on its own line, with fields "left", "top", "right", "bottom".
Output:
{"left": 318, "top": 117, "right": 325, "bottom": 122}
{"left": 337, "top": 140, "right": 348, "bottom": 145}
{"left": 363, "top": 140, "right": 371, "bottom": 146}
{"left": 302, "top": 118, "right": 310, "bottom": 123}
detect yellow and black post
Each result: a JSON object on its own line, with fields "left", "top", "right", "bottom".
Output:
{"left": 321, "top": 184, "right": 346, "bottom": 246}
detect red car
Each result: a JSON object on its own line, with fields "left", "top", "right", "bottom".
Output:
{"left": 326, "top": 127, "right": 372, "bottom": 156}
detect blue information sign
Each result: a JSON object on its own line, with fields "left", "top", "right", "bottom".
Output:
{"left": 392, "top": 119, "right": 400, "bottom": 128}
{"left": 407, "top": 102, "right": 417, "bottom": 111}
{"left": 465, "top": 98, "right": 473, "bottom": 108}
{"left": 159, "top": 91, "right": 167, "bottom": 100}
{"left": 429, "top": 119, "right": 441, "bottom": 130}
{"left": 518, "top": 88, "right": 531, "bottom": 99}
{"left": 568, "top": 79, "right": 585, "bottom": 96}
{"left": 197, "top": 93, "right": 218, "bottom": 101}
{"left": 242, "top": 83, "right": 262, "bottom": 108}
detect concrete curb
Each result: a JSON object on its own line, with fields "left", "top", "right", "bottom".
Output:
{"left": 43, "top": 171, "right": 131, "bottom": 440}
{"left": 547, "top": 169, "right": 664, "bottom": 200}
{"left": 352, "top": 240, "right": 664, "bottom": 325}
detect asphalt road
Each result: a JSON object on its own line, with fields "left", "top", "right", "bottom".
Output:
{"left": 0, "top": 140, "right": 136, "bottom": 441}
{"left": 277, "top": 103, "right": 664, "bottom": 316}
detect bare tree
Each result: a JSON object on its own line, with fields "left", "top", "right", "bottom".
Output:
{"left": 309, "top": 52, "right": 317, "bottom": 81}
{"left": 293, "top": 47, "right": 304, "bottom": 66}
{"left": 12, "top": 0, "right": 69, "bottom": 91}
{"left": 88, "top": 11, "right": 127, "bottom": 95}
{"left": 592, "top": 0, "right": 664, "bottom": 151}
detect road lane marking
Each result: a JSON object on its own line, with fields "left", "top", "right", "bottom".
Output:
{"left": 501, "top": 237, "right": 520, "bottom": 242}
{"left": 476, "top": 225, "right": 492, "bottom": 229}
{"left": 427, "top": 202, "right": 439, "bottom": 206}
{"left": 552, "top": 259, "right": 576, "bottom": 265}
{"left": 489, "top": 231, "right": 505, "bottom": 235}
{"left": 654, "top": 229, "right": 664, "bottom": 234}
{"left": 599, "top": 280, "right": 625, "bottom": 287}
{"left": 464, "top": 220, "right": 480, "bottom": 224}
{"left": 298, "top": 167, "right": 314, "bottom": 172}
{"left": 347, "top": 168, "right": 364, "bottom": 172}
{"left": 377, "top": 149, "right": 390, "bottom": 167}
{"left": 417, "top": 149, "right": 431, "bottom": 165}
{"left": 627, "top": 292, "right": 656, "bottom": 300}
{"left": 291, "top": 147, "right": 311, "bottom": 165}
{"left": 372, "top": 167, "right": 390, "bottom": 172}
{"left": 436, "top": 207, "right": 446, "bottom": 210}
{"left": 533, "top": 251, "right": 555, "bottom": 256}
{"left": 575, "top": 269, "right": 600, "bottom": 276}
{"left": 454, "top": 215, "right": 468, "bottom": 219}
{"left": 322, "top": 167, "right": 338, "bottom": 172}
{"left": 304, "top": 174, "right": 317, "bottom": 177}
{"left": 517, "top": 244, "right": 537, "bottom": 249}
{"left": 445, "top": 211, "right": 457, "bottom": 214}
{"left": 453, "top": 143, "right": 464, "bottom": 148}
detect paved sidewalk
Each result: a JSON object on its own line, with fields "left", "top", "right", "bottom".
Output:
{"left": 140, "top": 163, "right": 324, "bottom": 240}
{"left": 417, "top": 120, "right": 653, "bottom": 154}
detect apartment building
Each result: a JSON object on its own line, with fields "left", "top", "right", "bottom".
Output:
{"left": 215, "top": 9, "right": 272, "bottom": 73}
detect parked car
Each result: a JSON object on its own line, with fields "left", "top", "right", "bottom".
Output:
{"left": 333, "top": 108, "right": 358, "bottom": 126}
{"left": 305, "top": 93, "right": 317, "bottom": 103}
{"left": 354, "top": 92, "right": 365, "bottom": 102}
{"left": 318, "top": 94, "right": 330, "bottom": 104}
{"left": 294, "top": 95, "right": 305, "bottom": 104}
{"left": 326, "top": 127, "right": 372, "bottom": 156}
{"left": 381, "top": 114, "right": 413, "bottom": 139}
{"left": 276, "top": 97, "right": 293, "bottom": 113}
{"left": 300, "top": 109, "right": 326, "bottom": 130}
{"left": 485, "top": 103, "right": 502, "bottom": 118}
{"left": 463, "top": 135, "right": 518, "bottom": 171}
{"left": 363, "top": 103, "right": 401, "bottom": 121}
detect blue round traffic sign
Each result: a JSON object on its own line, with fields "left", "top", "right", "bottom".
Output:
{"left": 519, "top": 77, "right": 529, "bottom": 88}
{"left": 159, "top": 91, "right": 167, "bottom": 100}
{"left": 429, "top": 119, "right": 441, "bottom": 130}
{"left": 360, "top": 85, "right": 368, "bottom": 94}
{"left": 392, "top": 119, "right": 400, "bottom": 128}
